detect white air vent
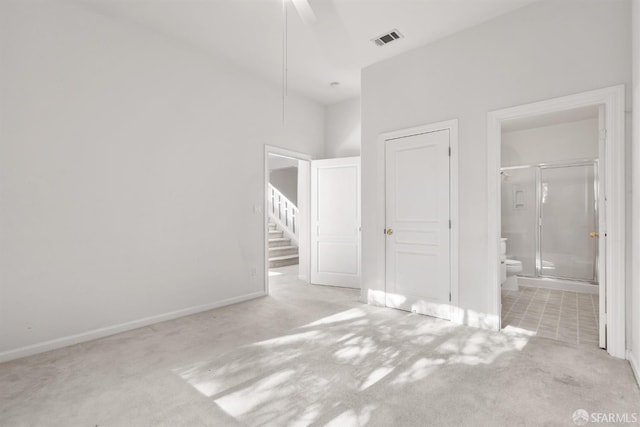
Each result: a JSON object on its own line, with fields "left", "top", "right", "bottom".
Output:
{"left": 372, "top": 29, "right": 403, "bottom": 47}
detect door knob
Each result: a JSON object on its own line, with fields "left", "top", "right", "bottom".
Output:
{"left": 386, "top": 229, "right": 393, "bottom": 235}
{"left": 589, "top": 232, "right": 599, "bottom": 238}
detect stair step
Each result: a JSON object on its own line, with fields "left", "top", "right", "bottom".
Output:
{"left": 269, "top": 254, "right": 299, "bottom": 268}
{"left": 269, "top": 237, "right": 291, "bottom": 247}
{"left": 268, "top": 230, "right": 283, "bottom": 237}
{"left": 268, "top": 223, "right": 276, "bottom": 230}
{"left": 269, "top": 245, "right": 298, "bottom": 256}
{"left": 269, "top": 254, "right": 299, "bottom": 261}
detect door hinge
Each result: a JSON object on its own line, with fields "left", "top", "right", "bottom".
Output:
{"left": 449, "top": 292, "right": 451, "bottom": 302}
{"left": 449, "top": 220, "right": 452, "bottom": 229}
{"left": 448, "top": 146, "right": 451, "bottom": 156}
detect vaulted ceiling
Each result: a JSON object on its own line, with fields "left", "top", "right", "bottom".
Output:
{"left": 81, "top": 0, "right": 537, "bottom": 105}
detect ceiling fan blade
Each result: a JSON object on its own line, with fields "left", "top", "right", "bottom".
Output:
{"left": 290, "top": 0, "right": 317, "bottom": 26}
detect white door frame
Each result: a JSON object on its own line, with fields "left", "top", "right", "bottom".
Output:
{"left": 381, "top": 119, "right": 460, "bottom": 321}
{"left": 487, "top": 85, "right": 626, "bottom": 358}
{"left": 264, "top": 145, "right": 312, "bottom": 295}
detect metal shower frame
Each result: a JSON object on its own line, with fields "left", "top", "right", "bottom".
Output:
{"left": 501, "top": 158, "right": 599, "bottom": 284}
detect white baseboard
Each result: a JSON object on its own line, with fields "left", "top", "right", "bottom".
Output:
{"left": 0, "top": 291, "right": 266, "bottom": 364}
{"left": 627, "top": 350, "right": 640, "bottom": 387}
{"left": 365, "top": 288, "right": 386, "bottom": 307}
{"left": 517, "top": 277, "right": 599, "bottom": 294}
{"left": 314, "top": 283, "right": 360, "bottom": 289}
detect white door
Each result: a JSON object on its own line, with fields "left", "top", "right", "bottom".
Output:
{"left": 385, "top": 130, "right": 451, "bottom": 319}
{"left": 310, "top": 157, "right": 361, "bottom": 288}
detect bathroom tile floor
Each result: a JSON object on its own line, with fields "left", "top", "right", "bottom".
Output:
{"left": 501, "top": 286, "right": 599, "bottom": 346}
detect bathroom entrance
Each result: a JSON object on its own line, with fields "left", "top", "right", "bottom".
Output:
{"left": 497, "top": 105, "right": 605, "bottom": 349}
{"left": 488, "top": 86, "right": 626, "bottom": 358}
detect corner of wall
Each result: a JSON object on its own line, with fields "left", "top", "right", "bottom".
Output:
{"left": 627, "top": 350, "right": 640, "bottom": 386}
{"left": 324, "top": 96, "right": 362, "bottom": 158}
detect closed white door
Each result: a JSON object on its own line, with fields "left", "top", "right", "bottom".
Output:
{"left": 385, "top": 130, "right": 451, "bottom": 319}
{"left": 310, "top": 157, "right": 361, "bottom": 288}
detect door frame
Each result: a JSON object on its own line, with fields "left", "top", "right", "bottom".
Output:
{"left": 487, "top": 85, "right": 626, "bottom": 358}
{"left": 381, "top": 119, "right": 460, "bottom": 321}
{"left": 264, "top": 145, "right": 312, "bottom": 295}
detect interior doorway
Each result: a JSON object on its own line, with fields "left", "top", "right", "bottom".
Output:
{"left": 498, "top": 107, "right": 604, "bottom": 348}
{"left": 487, "top": 85, "right": 626, "bottom": 358}
{"left": 264, "top": 146, "right": 363, "bottom": 294}
{"left": 264, "top": 146, "right": 312, "bottom": 294}
{"left": 385, "top": 129, "right": 451, "bottom": 318}
{"left": 381, "top": 119, "right": 459, "bottom": 321}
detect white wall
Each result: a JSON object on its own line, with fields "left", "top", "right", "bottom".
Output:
{"left": 325, "top": 97, "right": 361, "bottom": 157}
{"left": 297, "top": 161, "right": 311, "bottom": 282}
{"left": 269, "top": 167, "right": 298, "bottom": 205}
{"left": 630, "top": 0, "right": 640, "bottom": 376}
{"left": 361, "top": 0, "right": 631, "bottom": 328}
{"left": 501, "top": 118, "right": 599, "bottom": 167}
{"left": 0, "top": 0, "right": 325, "bottom": 360}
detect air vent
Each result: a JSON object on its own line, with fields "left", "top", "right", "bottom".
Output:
{"left": 372, "top": 29, "right": 403, "bottom": 47}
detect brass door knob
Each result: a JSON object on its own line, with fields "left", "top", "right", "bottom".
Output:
{"left": 386, "top": 229, "right": 394, "bottom": 235}
{"left": 589, "top": 232, "right": 599, "bottom": 238}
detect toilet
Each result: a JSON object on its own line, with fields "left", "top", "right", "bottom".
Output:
{"left": 503, "top": 259, "right": 522, "bottom": 290}
{"left": 500, "top": 238, "right": 522, "bottom": 291}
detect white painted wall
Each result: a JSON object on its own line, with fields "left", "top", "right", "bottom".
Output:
{"left": 268, "top": 154, "right": 299, "bottom": 171}
{"left": 0, "top": 0, "right": 325, "bottom": 360}
{"left": 325, "top": 97, "right": 361, "bottom": 157}
{"left": 501, "top": 118, "right": 599, "bottom": 167}
{"left": 269, "top": 167, "right": 298, "bottom": 205}
{"left": 630, "top": 0, "right": 640, "bottom": 375}
{"left": 297, "top": 161, "right": 311, "bottom": 282}
{"left": 361, "top": 0, "right": 631, "bottom": 328}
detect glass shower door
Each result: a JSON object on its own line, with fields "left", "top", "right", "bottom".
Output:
{"left": 539, "top": 164, "right": 597, "bottom": 282}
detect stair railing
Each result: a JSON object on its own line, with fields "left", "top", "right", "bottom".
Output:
{"left": 268, "top": 183, "right": 299, "bottom": 245}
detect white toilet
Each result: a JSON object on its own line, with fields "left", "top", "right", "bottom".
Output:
{"left": 501, "top": 238, "right": 522, "bottom": 291}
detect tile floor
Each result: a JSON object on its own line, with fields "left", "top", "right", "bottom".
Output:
{"left": 501, "top": 286, "right": 599, "bottom": 345}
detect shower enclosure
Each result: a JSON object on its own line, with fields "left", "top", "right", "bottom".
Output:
{"left": 501, "top": 160, "right": 598, "bottom": 284}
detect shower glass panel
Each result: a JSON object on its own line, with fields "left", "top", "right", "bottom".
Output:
{"left": 501, "top": 167, "right": 537, "bottom": 276}
{"left": 540, "top": 165, "right": 596, "bottom": 281}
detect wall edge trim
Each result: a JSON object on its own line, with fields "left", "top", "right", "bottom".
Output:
{"left": 0, "top": 291, "right": 266, "bottom": 363}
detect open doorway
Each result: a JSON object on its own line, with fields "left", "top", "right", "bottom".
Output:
{"left": 487, "top": 85, "right": 626, "bottom": 358}
{"left": 264, "top": 146, "right": 311, "bottom": 293}
{"left": 264, "top": 146, "right": 362, "bottom": 295}
{"left": 268, "top": 155, "right": 300, "bottom": 269}
{"left": 498, "top": 106, "right": 603, "bottom": 348}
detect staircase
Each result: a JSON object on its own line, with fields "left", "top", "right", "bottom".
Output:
{"left": 268, "top": 183, "right": 299, "bottom": 268}
{"left": 268, "top": 221, "right": 299, "bottom": 268}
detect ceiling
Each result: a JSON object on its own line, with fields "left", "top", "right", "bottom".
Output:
{"left": 80, "top": 0, "right": 537, "bottom": 105}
